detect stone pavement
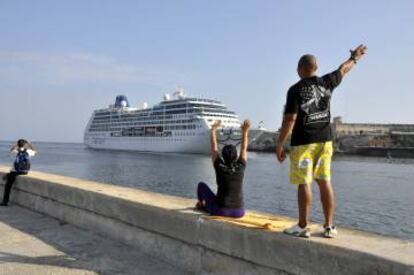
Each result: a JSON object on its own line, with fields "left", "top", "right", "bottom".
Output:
{"left": 0, "top": 205, "right": 190, "bottom": 275}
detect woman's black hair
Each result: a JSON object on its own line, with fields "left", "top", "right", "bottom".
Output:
{"left": 222, "top": 145, "right": 238, "bottom": 166}
{"left": 17, "top": 139, "right": 27, "bottom": 148}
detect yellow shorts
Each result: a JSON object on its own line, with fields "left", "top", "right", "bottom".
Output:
{"left": 289, "top": 141, "right": 333, "bottom": 185}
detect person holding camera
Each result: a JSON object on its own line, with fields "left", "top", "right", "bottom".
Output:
{"left": 1, "top": 139, "right": 37, "bottom": 206}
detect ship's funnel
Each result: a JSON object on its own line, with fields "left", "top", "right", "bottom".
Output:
{"left": 114, "top": 95, "right": 130, "bottom": 108}
{"left": 163, "top": 94, "right": 170, "bottom": 101}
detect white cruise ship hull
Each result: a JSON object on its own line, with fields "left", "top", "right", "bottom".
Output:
{"left": 84, "top": 133, "right": 211, "bottom": 154}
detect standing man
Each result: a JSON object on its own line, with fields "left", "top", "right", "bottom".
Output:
{"left": 1, "top": 139, "right": 37, "bottom": 206}
{"left": 276, "top": 45, "right": 367, "bottom": 238}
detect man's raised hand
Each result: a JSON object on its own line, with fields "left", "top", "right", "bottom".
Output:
{"left": 340, "top": 44, "right": 367, "bottom": 76}
{"left": 351, "top": 44, "right": 368, "bottom": 61}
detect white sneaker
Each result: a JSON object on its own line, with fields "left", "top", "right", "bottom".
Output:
{"left": 283, "top": 224, "right": 311, "bottom": 238}
{"left": 323, "top": 226, "right": 338, "bottom": 238}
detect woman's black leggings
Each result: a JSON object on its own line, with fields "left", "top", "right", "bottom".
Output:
{"left": 2, "top": 172, "right": 25, "bottom": 204}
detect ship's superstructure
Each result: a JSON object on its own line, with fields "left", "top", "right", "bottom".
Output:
{"left": 84, "top": 91, "right": 241, "bottom": 154}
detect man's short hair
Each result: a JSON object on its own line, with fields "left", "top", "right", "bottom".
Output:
{"left": 298, "top": 54, "right": 317, "bottom": 72}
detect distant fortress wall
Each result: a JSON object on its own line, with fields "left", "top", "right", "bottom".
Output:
{"left": 332, "top": 116, "right": 414, "bottom": 137}
{"left": 332, "top": 117, "right": 414, "bottom": 156}
{"left": 247, "top": 117, "right": 414, "bottom": 157}
{"left": 0, "top": 166, "right": 413, "bottom": 274}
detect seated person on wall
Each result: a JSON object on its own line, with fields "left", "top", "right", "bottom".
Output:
{"left": 1, "top": 139, "right": 37, "bottom": 206}
{"left": 196, "top": 119, "right": 250, "bottom": 218}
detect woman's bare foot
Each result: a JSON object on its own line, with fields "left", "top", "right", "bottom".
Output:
{"left": 263, "top": 223, "right": 272, "bottom": 230}
{"left": 195, "top": 201, "right": 203, "bottom": 210}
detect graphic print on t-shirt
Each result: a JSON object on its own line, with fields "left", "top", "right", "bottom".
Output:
{"left": 284, "top": 70, "right": 342, "bottom": 146}
{"left": 299, "top": 84, "right": 332, "bottom": 125}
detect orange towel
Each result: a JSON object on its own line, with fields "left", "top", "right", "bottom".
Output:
{"left": 206, "top": 212, "right": 297, "bottom": 232}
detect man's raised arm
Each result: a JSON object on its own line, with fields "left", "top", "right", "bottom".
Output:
{"left": 338, "top": 44, "right": 367, "bottom": 77}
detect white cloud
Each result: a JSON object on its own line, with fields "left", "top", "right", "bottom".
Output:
{"left": 0, "top": 50, "right": 184, "bottom": 87}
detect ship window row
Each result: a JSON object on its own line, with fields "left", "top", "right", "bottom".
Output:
{"left": 188, "top": 107, "right": 223, "bottom": 113}
{"left": 165, "top": 109, "right": 187, "bottom": 114}
{"left": 90, "top": 119, "right": 197, "bottom": 127}
{"left": 120, "top": 113, "right": 151, "bottom": 118}
{"left": 175, "top": 132, "right": 196, "bottom": 137}
{"left": 93, "top": 114, "right": 198, "bottom": 122}
{"left": 89, "top": 124, "right": 200, "bottom": 132}
{"left": 93, "top": 108, "right": 234, "bottom": 121}
{"left": 152, "top": 112, "right": 164, "bottom": 116}
{"left": 89, "top": 124, "right": 202, "bottom": 130}
{"left": 91, "top": 115, "right": 233, "bottom": 129}
{"left": 160, "top": 98, "right": 223, "bottom": 106}
{"left": 93, "top": 115, "right": 111, "bottom": 119}
{"left": 186, "top": 98, "right": 221, "bottom": 104}
{"left": 94, "top": 111, "right": 155, "bottom": 119}
{"left": 91, "top": 117, "right": 192, "bottom": 124}
{"left": 112, "top": 131, "right": 198, "bottom": 138}
{"left": 203, "top": 113, "right": 237, "bottom": 118}
{"left": 165, "top": 103, "right": 187, "bottom": 109}
{"left": 154, "top": 105, "right": 227, "bottom": 112}
{"left": 192, "top": 109, "right": 236, "bottom": 115}
{"left": 95, "top": 112, "right": 111, "bottom": 116}
{"left": 162, "top": 108, "right": 233, "bottom": 115}
{"left": 101, "top": 118, "right": 195, "bottom": 124}
{"left": 108, "top": 124, "right": 198, "bottom": 130}
{"left": 189, "top": 104, "right": 224, "bottom": 109}
{"left": 90, "top": 124, "right": 203, "bottom": 131}
{"left": 165, "top": 125, "right": 197, "bottom": 130}
{"left": 160, "top": 98, "right": 222, "bottom": 105}
{"left": 92, "top": 115, "right": 174, "bottom": 122}
{"left": 160, "top": 99, "right": 185, "bottom": 104}
{"left": 162, "top": 103, "right": 224, "bottom": 110}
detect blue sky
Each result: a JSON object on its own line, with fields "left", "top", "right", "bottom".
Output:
{"left": 0, "top": 0, "right": 413, "bottom": 142}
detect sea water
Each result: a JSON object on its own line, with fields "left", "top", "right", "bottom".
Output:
{"left": 0, "top": 141, "right": 413, "bottom": 240}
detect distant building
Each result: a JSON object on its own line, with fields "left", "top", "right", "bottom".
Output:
{"left": 332, "top": 117, "right": 414, "bottom": 153}
{"left": 331, "top": 116, "right": 411, "bottom": 137}
{"left": 247, "top": 117, "right": 414, "bottom": 156}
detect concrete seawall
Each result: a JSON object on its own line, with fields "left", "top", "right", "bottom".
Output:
{"left": 0, "top": 166, "right": 413, "bottom": 274}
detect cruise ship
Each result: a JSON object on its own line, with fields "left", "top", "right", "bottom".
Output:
{"left": 84, "top": 91, "right": 242, "bottom": 154}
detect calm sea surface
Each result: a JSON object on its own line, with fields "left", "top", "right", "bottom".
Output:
{"left": 0, "top": 141, "right": 413, "bottom": 240}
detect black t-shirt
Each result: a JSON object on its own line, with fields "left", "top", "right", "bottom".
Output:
{"left": 214, "top": 158, "right": 246, "bottom": 209}
{"left": 284, "top": 70, "right": 342, "bottom": 146}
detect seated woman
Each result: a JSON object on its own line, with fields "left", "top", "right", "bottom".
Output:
{"left": 196, "top": 119, "right": 250, "bottom": 218}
